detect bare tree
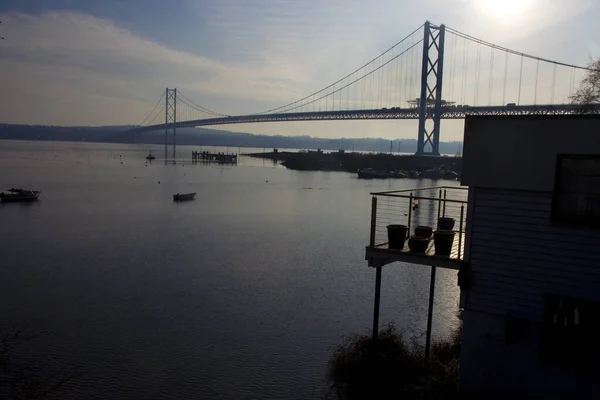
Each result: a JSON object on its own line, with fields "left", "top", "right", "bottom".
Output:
{"left": 570, "top": 59, "right": 600, "bottom": 104}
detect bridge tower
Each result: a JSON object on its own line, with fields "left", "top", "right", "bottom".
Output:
{"left": 416, "top": 21, "right": 445, "bottom": 156}
{"left": 165, "top": 88, "right": 177, "bottom": 160}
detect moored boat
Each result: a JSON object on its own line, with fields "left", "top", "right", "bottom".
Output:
{"left": 0, "top": 188, "right": 41, "bottom": 202}
{"left": 173, "top": 192, "right": 196, "bottom": 201}
{"left": 146, "top": 151, "right": 156, "bottom": 160}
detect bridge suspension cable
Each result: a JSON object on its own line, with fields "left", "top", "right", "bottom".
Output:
{"left": 177, "top": 91, "right": 230, "bottom": 117}
{"left": 258, "top": 39, "right": 423, "bottom": 114}
{"left": 138, "top": 91, "right": 166, "bottom": 126}
{"left": 253, "top": 23, "right": 425, "bottom": 115}
{"left": 445, "top": 26, "right": 594, "bottom": 72}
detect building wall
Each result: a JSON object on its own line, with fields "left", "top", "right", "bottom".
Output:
{"left": 460, "top": 309, "right": 600, "bottom": 396}
{"left": 459, "top": 186, "right": 600, "bottom": 395}
{"left": 461, "top": 115, "right": 600, "bottom": 192}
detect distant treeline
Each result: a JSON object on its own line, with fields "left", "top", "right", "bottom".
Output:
{"left": 0, "top": 124, "right": 463, "bottom": 154}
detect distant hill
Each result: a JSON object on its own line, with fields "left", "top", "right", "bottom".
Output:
{"left": 0, "top": 124, "right": 463, "bottom": 155}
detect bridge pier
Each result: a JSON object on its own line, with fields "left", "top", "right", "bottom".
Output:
{"left": 416, "top": 21, "right": 445, "bottom": 156}
{"left": 165, "top": 88, "right": 177, "bottom": 160}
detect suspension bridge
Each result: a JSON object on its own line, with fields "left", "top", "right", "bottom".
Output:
{"left": 129, "top": 21, "right": 600, "bottom": 157}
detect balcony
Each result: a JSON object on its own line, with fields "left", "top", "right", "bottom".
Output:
{"left": 365, "top": 186, "right": 468, "bottom": 270}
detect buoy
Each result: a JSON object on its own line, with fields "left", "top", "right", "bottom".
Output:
{"left": 158, "top": 181, "right": 160, "bottom": 184}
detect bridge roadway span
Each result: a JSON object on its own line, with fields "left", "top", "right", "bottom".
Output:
{"left": 128, "top": 104, "right": 600, "bottom": 134}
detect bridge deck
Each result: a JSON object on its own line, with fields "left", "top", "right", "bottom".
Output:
{"left": 127, "top": 104, "right": 600, "bottom": 134}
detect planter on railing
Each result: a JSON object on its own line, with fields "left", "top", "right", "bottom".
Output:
{"left": 414, "top": 225, "right": 433, "bottom": 239}
{"left": 437, "top": 217, "right": 455, "bottom": 231}
{"left": 408, "top": 236, "right": 429, "bottom": 253}
{"left": 387, "top": 224, "right": 408, "bottom": 250}
{"left": 433, "top": 230, "right": 456, "bottom": 256}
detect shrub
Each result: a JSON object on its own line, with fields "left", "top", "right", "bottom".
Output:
{"left": 326, "top": 319, "right": 462, "bottom": 400}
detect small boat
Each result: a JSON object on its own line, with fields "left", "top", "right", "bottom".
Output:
{"left": 146, "top": 151, "right": 156, "bottom": 160}
{"left": 0, "top": 188, "right": 41, "bottom": 202}
{"left": 173, "top": 192, "right": 196, "bottom": 201}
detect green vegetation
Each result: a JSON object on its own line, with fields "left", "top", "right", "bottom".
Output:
{"left": 325, "top": 321, "right": 461, "bottom": 400}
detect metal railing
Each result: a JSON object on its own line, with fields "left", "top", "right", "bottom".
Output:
{"left": 369, "top": 185, "right": 468, "bottom": 259}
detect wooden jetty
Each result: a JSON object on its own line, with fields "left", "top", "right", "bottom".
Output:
{"left": 192, "top": 151, "right": 237, "bottom": 165}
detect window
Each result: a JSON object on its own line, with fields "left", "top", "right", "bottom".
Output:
{"left": 552, "top": 154, "right": 600, "bottom": 226}
{"left": 540, "top": 295, "right": 600, "bottom": 370}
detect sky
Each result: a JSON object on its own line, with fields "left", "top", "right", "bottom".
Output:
{"left": 0, "top": 0, "right": 598, "bottom": 141}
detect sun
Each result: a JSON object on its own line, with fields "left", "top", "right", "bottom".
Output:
{"left": 478, "top": 0, "right": 533, "bottom": 17}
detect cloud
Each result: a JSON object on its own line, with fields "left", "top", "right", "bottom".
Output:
{"left": 0, "top": 0, "right": 597, "bottom": 141}
{"left": 0, "top": 10, "right": 333, "bottom": 125}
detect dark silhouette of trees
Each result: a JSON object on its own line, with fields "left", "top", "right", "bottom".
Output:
{"left": 570, "top": 60, "right": 600, "bottom": 104}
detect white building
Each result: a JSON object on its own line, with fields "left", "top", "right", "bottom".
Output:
{"left": 459, "top": 114, "right": 600, "bottom": 396}
{"left": 365, "top": 114, "right": 600, "bottom": 396}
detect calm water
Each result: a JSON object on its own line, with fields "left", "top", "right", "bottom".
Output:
{"left": 0, "top": 140, "right": 460, "bottom": 399}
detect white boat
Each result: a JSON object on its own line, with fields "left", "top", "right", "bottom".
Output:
{"left": 0, "top": 188, "right": 41, "bottom": 202}
{"left": 173, "top": 192, "right": 196, "bottom": 201}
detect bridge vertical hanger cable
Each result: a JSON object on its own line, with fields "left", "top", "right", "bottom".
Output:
{"left": 502, "top": 51, "right": 508, "bottom": 105}
{"left": 407, "top": 45, "right": 412, "bottom": 105}
{"left": 347, "top": 74, "right": 350, "bottom": 110}
{"left": 517, "top": 55, "right": 524, "bottom": 105}
{"left": 474, "top": 43, "right": 481, "bottom": 106}
{"left": 402, "top": 45, "right": 408, "bottom": 106}
{"left": 394, "top": 51, "right": 399, "bottom": 106}
{"left": 551, "top": 64, "right": 557, "bottom": 104}
{"left": 461, "top": 36, "right": 468, "bottom": 105}
{"left": 407, "top": 44, "right": 413, "bottom": 105}
{"left": 488, "top": 48, "right": 494, "bottom": 106}
{"left": 362, "top": 66, "right": 366, "bottom": 109}
{"left": 371, "top": 61, "right": 375, "bottom": 108}
{"left": 450, "top": 33, "right": 457, "bottom": 101}
{"left": 569, "top": 67, "right": 576, "bottom": 99}
{"left": 388, "top": 50, "right": 394, "bottom": 106}
{"left": 534, "top": 59, "right": 540, "bottom": 105}
{"left": 411, "top": 41, "right": 415, "bottom": 103}
{"left": 378, "top": 55, "right": 383, "bottom": 108}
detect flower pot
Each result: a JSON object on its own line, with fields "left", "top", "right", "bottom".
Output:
{"left": 437, "top": 217, "right": 455, "bottom": 231}
{"left": 408, "top": 235, "right": 429, "bottom": 253}
{"left": 387, "top": 224, "right": 408, "bottom": 250}
{"left": 433, "top": 230, "right": 456, "bottom": 256}
{"left": 414, "top": 225, "right": 433, "bottom": 239}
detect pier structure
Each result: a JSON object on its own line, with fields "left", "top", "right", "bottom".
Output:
{"left": 192, "top": 151, "right": 237, "bottom": 165}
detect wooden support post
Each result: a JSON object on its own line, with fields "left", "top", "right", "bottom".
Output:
{"left": 370, "top": 197, "right": 377, "bottom": 247}
{"left": 372, "top": 266, "right": 382, "bottom": 341}
{"left": 425, "top": 265, "right": 437, "bottom": 363}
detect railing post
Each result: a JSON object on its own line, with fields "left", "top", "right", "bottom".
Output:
{"left": 443, "top": 189, "right": 447, "bottom": 217}
{"left": 458, "top": 204, "right": 464, "bottom": 260}
{"left": 437, "top": 189, "right": 442, "bottom": 223}
{"left": 407, "top": 192, "right": 413, "bottom": 238}
{"left": 370, "top": 196, "right": 378, "bottom": 247}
